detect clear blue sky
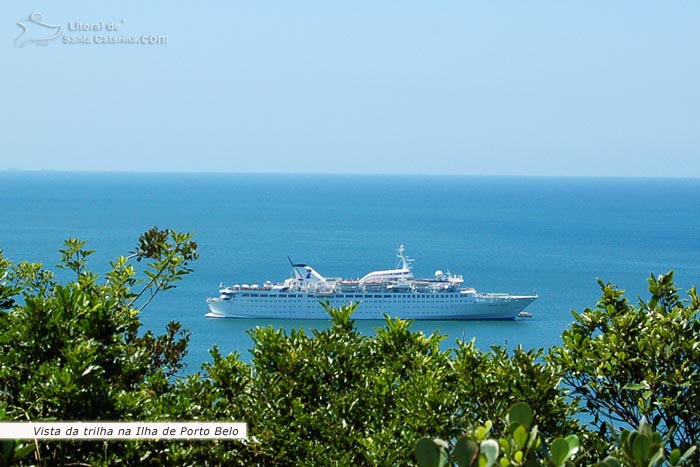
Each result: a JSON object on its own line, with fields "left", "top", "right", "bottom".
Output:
{"left": 2, "top": 2, "right": 699, "bottom": 176}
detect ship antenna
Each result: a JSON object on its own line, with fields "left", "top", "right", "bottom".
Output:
{"left": 288, "top": 256, "right": 301, "bottom": 279}
{"left": 288, "top": 256, "right": 298, "bottom": 274}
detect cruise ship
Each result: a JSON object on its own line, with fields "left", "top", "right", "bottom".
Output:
{"left": 206, "top": 246, "right": 536, "bottom": 320}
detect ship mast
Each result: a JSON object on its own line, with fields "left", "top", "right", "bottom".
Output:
{"left": 396, "top": 245, "right": 414, "bottom": 271}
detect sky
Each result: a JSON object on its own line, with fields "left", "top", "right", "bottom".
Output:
{"left": 2, "top": 2, "right": 699, "bottom": 177}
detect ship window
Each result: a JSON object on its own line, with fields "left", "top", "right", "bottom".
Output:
{"left": 250, "top": 294, "right": 259, "bottom": 297}
{"left": 374, "top": 295, "right": 382, "bottom": 298}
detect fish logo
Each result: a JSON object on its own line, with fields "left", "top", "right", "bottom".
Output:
{"left": 15, "top": 12, "right": 63, "bottom": 48}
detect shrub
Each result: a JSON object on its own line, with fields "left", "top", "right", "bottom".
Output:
{"left": 549, "top": 272, "right": 700, "bottom": 460}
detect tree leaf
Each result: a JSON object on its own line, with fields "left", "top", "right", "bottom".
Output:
{"left": 454, "top": 437, "right": 479, "bottom": 467}
{"left": 550, "top": 438, "right": 571, "bottom": 466}
{"left": 631, "top": 433, "right": 651, "bottom": 466}
{"left": 415, "top": 438, "right": 448, "bottom": 467}
{"left": 513, "top": 425, "right": 528, "bottom": 450}
{"left": 508, "top": 402, "right": 533, "bottom": 428}
{"left": 479, "top": 439, "right": 499, "bottom": 467}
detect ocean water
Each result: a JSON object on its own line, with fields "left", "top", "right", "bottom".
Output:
{"left": 1, "top": 172, "right": 699, "bottom": 372}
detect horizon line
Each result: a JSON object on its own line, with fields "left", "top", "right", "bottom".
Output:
{"left": 1, "top": 168, "right": 699, "bottom": 181}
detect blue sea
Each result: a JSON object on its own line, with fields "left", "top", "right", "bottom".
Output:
{"left": 1, "top": 172, "right": 699, "bottom": 372}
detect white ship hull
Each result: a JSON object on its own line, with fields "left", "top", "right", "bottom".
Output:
{"left": 206, "top": 291, "right": 536, "bottom": 320}
{"left": 206, "top": 246, "right": 537, "bottom": 321}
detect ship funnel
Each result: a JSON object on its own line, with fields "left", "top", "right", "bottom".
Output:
{"left": 291, "top": 263, "right": 331, "bottom": 291}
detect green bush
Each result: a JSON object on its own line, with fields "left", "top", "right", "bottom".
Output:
{"left": 414, "top": 402, "right": 696, "bottom": 467}
{"left": 2, "top": 233, "right": 698, "bottom": 466}
{"left": 549, "top": 272, "right": 700, "bottom": 461}
{"left": 0, "top": 228, "right": 197, "bottom": 465}
{"left": 145, "top": 303, "right": 575, "bottom": 466}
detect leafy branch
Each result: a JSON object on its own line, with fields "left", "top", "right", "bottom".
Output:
{"left": 126, "top": 227, "right": 198, "bottom": 312}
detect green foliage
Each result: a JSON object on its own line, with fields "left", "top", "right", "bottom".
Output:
{"left": 415, "top": 403, "right": 573, "bottom": 467}
{"left": 549, "top": 272, "right": 700, "bottom": 460}
{"left": 0, "top": 253, "right": 18, "bottom": 310}
{"left": 3, "top": 234, "right": 699, "bottom": 467}
{"left": 453, "top": 342, "right": 579, "bottom": 442}
{"left": 237, "top": 302, "right": 462, "bottom": 465}
{"left": 0, "top": 405, "right": 34, "bottom": 467}
{"left": 0, "top": 233, "right": 577, "bottom": 466}
{"left": 0, "top": 228, "right": 197, "bottom": 465}
{"left": 163, "top": 302, "right": 574, "bottom": 466}
{"left": 414, "top": 403, "right": 696, "bottom": 467}
{"left": 0, "top": 439, "right": 34, "bottom": 467}
{"left": 611, "top": 418, "right": 696, "bottom": 467}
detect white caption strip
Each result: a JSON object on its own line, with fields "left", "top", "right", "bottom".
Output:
{"left": 0, "top": 422, "right": 247, "bottom": 440}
